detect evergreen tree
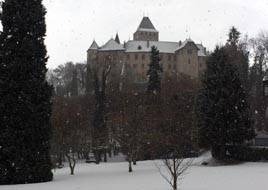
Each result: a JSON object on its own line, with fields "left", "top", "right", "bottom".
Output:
{"left": 197, "top": 46, "right": 255, "bottom": 160}
{"left": 226, "top": 27, "right": 249, "bottom": 90}
{"left": 227, "top": 26, "right": 241, "bottom": 47}
{"left": 147, "top": 46, "right": 163, "bottom": 94}
{"left": 0, "top": 0, "right": 53, "bottom": 184}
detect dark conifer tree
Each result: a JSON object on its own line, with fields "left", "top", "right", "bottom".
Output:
{"left": 147, "top": 46, "right": 163, "bottom": 94}
{"left": 197, "top": 46, "right": 255, "bottom": 160}
{"left": 225, "top": 26, "right": 249, "bottom": 90}
{"left": 227, "top": 26, "right": 241, "bottom": 46}
{"left": 0, "top": 0, "right": 53, "bottom": 184}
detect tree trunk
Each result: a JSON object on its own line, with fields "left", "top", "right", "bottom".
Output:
{"left": 104, "top": 149, "right": 107, "bottom": 162}
{"left": 128, "top": 160, "right": 133, "bottom": 173}
{"left": 66, "top": 153, "right": 76, "bottom": 175}
{"left": 173, "top": 178, "right": 177, "bottom": 190}
{"left": 95, "top": 150, "right": 101, "bottom": 164}
{"left": 128, "top": 154, "right": 133, "bottom": 172}
{"left": 58, "top": 153, "right": 63, "bottom": 167}
{"left": 173, "top": 158, "right": 177, "bottom": 190}
{"left": 133, "top": 158, "right": 137, "bottom": 165}
{"left": 70, "top": 165, "right": 75, "bottom": 175}
{"left": 108, "top": 148, "right": 112, "bottom": 158}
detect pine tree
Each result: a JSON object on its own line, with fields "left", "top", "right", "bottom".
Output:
{"left": 226, "top": 27, "right": 249, "bottom": 90}
{"left": 147, "top": 46, "right": 163, "bottom": 94}
{"left": 227, "top": 26, "right": 241, "bottom": 47}
{"left": 0, "top": 0, "right": 53, "bottom": 184}
{"left": 197, "top": 46, "right": 255, "bottom": 160}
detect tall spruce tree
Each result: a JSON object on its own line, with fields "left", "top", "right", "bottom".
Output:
{"left": 147, "top": 46, "right": 163, "bottom": 94}
{"left": 226, "top": 27, "right": 250, "bottom": 90}
{"left": 197, "top": 46, "right": 255, "bottom": 160}
{"left": 0, "top": 0, "right": 53, "bottom": 184}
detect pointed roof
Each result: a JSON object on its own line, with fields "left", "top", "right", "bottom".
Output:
{"left": 175, "top": 38, "right": 198, "bottom": 52}
{"left": 88, "top": 40, "right": 99, "bottom": 50}
{"left": 115, "top": 33, "right": 121, "bottom": 44}
{"left": 137, "top": 17, "right": 158, "bottom": 32}
{"left": 99, "top": 38, "right": 125, "bottom": 51}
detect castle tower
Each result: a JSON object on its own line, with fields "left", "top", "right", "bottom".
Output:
{"left": 133, "top": 17, "right": 159, "bottom": 41}
{"left": 87, "top": 40, "right": 99, "bottom": 64}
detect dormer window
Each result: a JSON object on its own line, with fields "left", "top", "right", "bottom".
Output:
{"left": 138, "top": 45, "right": 142, "bottom": 50}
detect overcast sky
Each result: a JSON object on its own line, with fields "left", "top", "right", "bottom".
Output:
{"left": 43, "top": 0, "right": 268, "bottom": 68}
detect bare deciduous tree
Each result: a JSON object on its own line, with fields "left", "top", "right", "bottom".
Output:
{"left": 156, "top": 76, "right": 197, "bottom": 190}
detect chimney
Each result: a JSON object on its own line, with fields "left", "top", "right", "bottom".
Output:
{"left": 147, "top": 40, "right": 150, "bottom": 48}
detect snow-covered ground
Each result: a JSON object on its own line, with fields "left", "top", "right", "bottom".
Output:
{"left": 1, "top": 153, "right": 268, "bottom": 190}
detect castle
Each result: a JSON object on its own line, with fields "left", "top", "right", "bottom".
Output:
{"left": 87, "top": 17, "right": 207, "bottom": 81}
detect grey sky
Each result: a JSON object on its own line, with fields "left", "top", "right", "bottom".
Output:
{"left": 43, "top": 0, "right": 268, "bottom": 68}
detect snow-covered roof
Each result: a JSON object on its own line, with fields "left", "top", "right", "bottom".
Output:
{"left": 196, "top": 44, "right": 207, "bottom": 57}
{"left": 125, "top": 39, "right": 204, "bottom": 55}
{"left": 88, "top": 40, "right": 99, "bottom": 50}
{"left": 175, "top": 38, "right": 197, "bottom": 51}
{"left": 125, "top": 40, "right": 179, "bottom": 53}
{"left": 137, "top": 17, "right": 158, "bottom": 32}
{"left": 96, "top": 38, "right": 206, "bottom": 56}
{"left": 99, "top": 39, "right": 125, "bottom": 51}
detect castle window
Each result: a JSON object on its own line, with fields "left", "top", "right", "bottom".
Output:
{"left": 133, "top": 64, "right": 137, "bottom": 68}
{"left": 188, "top": 58, "right": 191, "bottom": 64}
{"left": 127, "top": 54, "right": 130, "bottom": 60}
{"left": 168, "top": 55, "right": 171, "bottom": 61}
{"left": 142, "top": 63, "right": 145, "bottom": 69}
{"left": 135, "top": 54, "right": 138, "bottom": 60}
{"left": 174, "top": 55, "right": 177, "bottom": 61}
{"left": 173, "top": 64, "right": 177, "bottom": 70}
{"left": 142, "top": 54, "right": 145, "bottom": 60}
{"left": 168, "top": 64, "right": 171, "bottom": 70}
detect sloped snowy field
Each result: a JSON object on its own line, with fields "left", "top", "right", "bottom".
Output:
{"left": 1, "top": 154, "right": 268, "bottom": 190}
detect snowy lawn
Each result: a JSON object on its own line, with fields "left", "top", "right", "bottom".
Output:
{"left": 1, "top": 155, "right": 268, "bottom": 190}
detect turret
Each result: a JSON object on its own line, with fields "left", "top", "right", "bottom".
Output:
{"left": 115, "top": 33, "right": 121, "bottom": 44}
{"left": 87, "top": 40, "right": 99, "bottom": 64}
